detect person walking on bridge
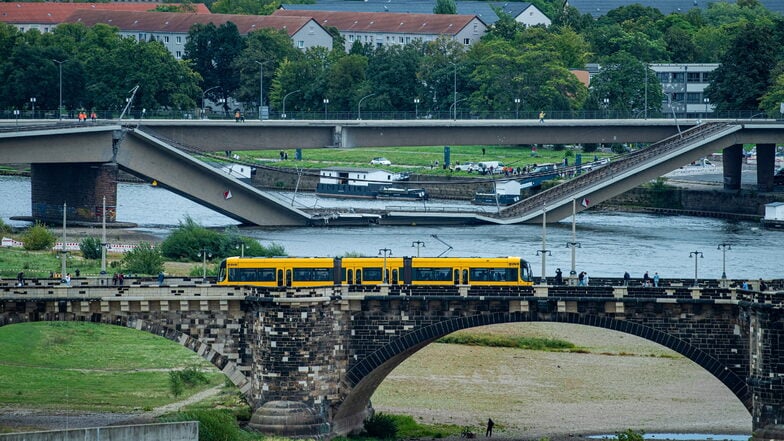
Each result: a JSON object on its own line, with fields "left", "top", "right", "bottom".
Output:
{"left": 485, "top": 418, "right": 494, "bottom": 437}
{"left": 623, "top": 271, "right": 630, "bottom": 286}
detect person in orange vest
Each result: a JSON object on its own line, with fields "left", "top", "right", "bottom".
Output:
{"left": 90, "top": 111, "right": 97, "bottom": 121}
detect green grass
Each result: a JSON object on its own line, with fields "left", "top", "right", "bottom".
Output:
{"left": 0, "top": 247, "right": 113, "bottom": 279}
{"left": 0, "top": 322, "right": 221, "bottom": 412}
{"left": 437, "top": 333, "right": 580, "bottom": 352}
{"left": 231, "top": 145, "right": 595, "bottom": 175}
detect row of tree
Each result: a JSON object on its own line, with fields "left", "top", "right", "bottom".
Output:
{"left": 1, "top": 0, "right": 783, "bottom": 117}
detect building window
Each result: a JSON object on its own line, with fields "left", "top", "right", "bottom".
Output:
{"left": 297, "top": 40, "right": 304, "bottom": 48}
{"left": 687, "top": 92, "right": 702, "bottom": 103}
{"left": 406, "top": 36, "right": 410, "bottom": 43}
{"left": 400, "top": 36, "right": 404, "bottom": 43}
{"left": 464, "top": 38, "right": 470, "bottom": 45}
{"left": 672, "top": 72, "right": 685, "bottom": 82}
{"left": 349, "top": 35, "right": 355, "bottom": 41}
{"left": 176, "top": 36, "right": 182, "bottom": 44}
{"left": 164, "top": 36, "right": 170, "bottom": 43}
{"left": 473, "top": 23, "right": 478, "bottom": 33}
{"left": 176, "top": 50, "right": 182, "bottom": 59}
{"left": 687, "top": 72, "right": 702, "bottom": 83}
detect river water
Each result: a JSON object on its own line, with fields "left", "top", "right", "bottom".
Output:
{"left": 1, "top": 175, "right": 781, "bottom": 279}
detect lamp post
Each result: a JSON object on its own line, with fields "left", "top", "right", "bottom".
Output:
{"left": 717, "top": 243, "right": 731, "bottom": 280}
{"left": 198, "top": 249, "right": 212, "bottom": 281}
{"left": 565, "top": 199, "right": 581, "bottom": 284}
{"left": 452, "top": 62, "right": 458, "bottom": 120}
{"left": 323, "top": 98, "right": 329, "bottom": 119}
{"left": 411, "top": 241, "right": 425, "bottom": 257}
{"left": 378, "top": 248, "right": 392, "bottom": 283}
{"left": 13, "top": 109, "right": 19, "bottom": 126}
{"left": 53, "top": 59, "right": 66, "bottom": 120}
{"left": 414, "top": 97, "right": 420, "bottom": 119}
{"left": 61, "top": 202, "right": 67, "bottom": 283}
{"left": 30, "top": 97, "right": 36, "bottom": 119}
{"left": 704, "top": 97, "right": 710, "bottom": 118}
{"left": 643, "top": 62, "right": 648, "bottom": 119}
{"left": 236, "top": 242, "right": 245, "bottom": 258}
{"left": 689, "top": 250, "right": 703, "bottom": 287}
{"left": 281, "top": 89, "right": 300, "bottom": 119}
{"left": 514, "top": 98, "right": 521, "bottom": 119}
{"left": 602, "top": 98, "right": 610, "bottom": 119}
{"left": 201, "top": 86, "right": 220, "bottom": 119}
{"left": 100, "top": 196, "right": 107, "bottom": 279}
{"left": 358, "top": 93, "right": 375, "bottom": 120}
{"left": 255, "top": 60, "right": 270, "bottom": 120}
{"left": 536, "top": 204, "right": 551, "bottom": 284}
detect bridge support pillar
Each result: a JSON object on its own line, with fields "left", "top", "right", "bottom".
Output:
{"left": 723, "top": 144, "right": 743, "bottom": 191}
{"left": 245, "top": 297, "right": 345, "bottom": 438}
{"left": 31, "top": 163, "right": 117, "bottom": 224}
{"left": 756, "top": 143, "right": 776, "bottom": 192}
{"left": 749, "top": 306, "right": 784, "bottom": 441}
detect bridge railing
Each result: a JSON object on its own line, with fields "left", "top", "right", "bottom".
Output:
{"left": 495, "top": 121, "right": 736, "bottom": 219}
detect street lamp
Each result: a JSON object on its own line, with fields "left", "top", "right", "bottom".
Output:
{"left": 411, "top": 241, "right": 425, "bottom": 257}
{"left": 236, "top": 242, "right": 245, "bottom": 258}
{"left": 53, "top": 59, "right": 66, "bottom": 120}
{"left": 602, "top": 98, "right": 610, "bottom": 119}
{"left": 201, "top": 86, "right": 220, "bottom": 119}
{"left": 378, "top": 248, "right": 392, "bottom": 283}
{"left": 536, "top": 204, "right": 551, "bottom": 285}
{"left": 281, "top": 89, "right": 300, "bottom": 119}
{"left": 198, "top": 249, "right": 212, "bottom": 281}
{"left": 717, "top": 243, "right": 731, "bottom": 279}
{"left": 30, "top": 97, "right": 36, "bottom": 119}
{"left": 323, "top": 98, "right": 329, "bottom": 119}
{"left": 514, "top": 97, "right": 521, "bottom": 119}
{"left": 414, "top": 97, "right": 420, "bottom": 119}
{"left": 451, "top": 62, "right": 458, "bottom": 120}
{"left": 61, "top": 202, "right": 68, "bottom": 284}
{"left": 100, "top": 196, "right": 107, "bottom": 279}
{"left": 358, "top": 93, "right": 375, "bottom": 120}
{"left": 255, "top": 60, "right": 271, "bottom": 120}
{"left": 13, "top": 109, "right": 19, "bottom": 126}
{"left": 565, "top": 199, "right": 581, "bottom": 284}
{"left": 689, "top": 250, "right": 703, "bottom": 287}
{"left": 704, "top": 97, "right": 710, "bottom": 117}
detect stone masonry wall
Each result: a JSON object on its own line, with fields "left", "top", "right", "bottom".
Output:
{"left": 31, "top": 163, "right": 118, "bottom": 223}
{"left": 747, "top": 306, "right": 784, "bottom": 430}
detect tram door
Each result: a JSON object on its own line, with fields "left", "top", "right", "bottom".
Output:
{"left": 277, "top": 269, "right": 283, "bottom": 287}
{"left": 285, "top": 269, "right": 292, "bottom": 287}
{"left": 462, "top": 269, "right": 468, "bottom": 285}
{"left": 347, "top": 269, "right": 354, "bottom": 285}
{"left": 391, "top": 269, "right": 398, "bottom": 284}
{"left": 356, "top": 270, "right": 362, "bottom": 285}
{"left": 453, "top": 269, "right": 460, "bottom": 285}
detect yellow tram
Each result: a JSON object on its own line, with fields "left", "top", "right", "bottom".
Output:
{"left": 216, "top": 256, "right": 533, "bottom": 287}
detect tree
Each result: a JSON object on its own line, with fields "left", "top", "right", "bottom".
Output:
{"left": 704, "top": 22, "right": 778, "bottom": 112}
{"left": 79, "top": 237, "right": 102, "bottom": 260}
{"left": 433, "top": 0, "right": 457, "bottom": 15}
{"left": 185, "top": 22, "right": 245, "bottom": 109}
{"left": 366, "top": 44, "right": 423, "bottom": 112}
{"left": 121, "top": 242, "right": 165, "bottom": 275}
{"left": 21, "top": 223, "right": 55, "bottom": 251}
{"left": 588, "top": 52, "right": 663, "bottom": 118}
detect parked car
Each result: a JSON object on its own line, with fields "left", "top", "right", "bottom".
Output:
{"left": 775, "top": 168, "right": 784, "bottom": 186}
{"left": 370, "top": 157, "right": 392, "bottom": 166}
{"left": 454, "top": 162, "right": 479, "bottom": 172}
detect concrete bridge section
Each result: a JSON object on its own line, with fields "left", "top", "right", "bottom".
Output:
{"left": 0, "top": 120, "right": 782, "bottom": 226}
{"left": 1, "top": 280, "right": 783, "bottom": 439}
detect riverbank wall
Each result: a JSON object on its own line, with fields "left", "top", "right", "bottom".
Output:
{"left": 252, "top": 167, "right": 783, "bottom": 219}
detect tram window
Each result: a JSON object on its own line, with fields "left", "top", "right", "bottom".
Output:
{"left": 229, "top": 267, "right": 275, "bottom": 282}
{"left": 293, "top": 268, "right": 332, "bottom": 281}
{"left": 469, "top": 268, "right": 519, "bottom": 282}
{"left": 363, "top": 267, "right": 382, "bottom": 281}
{"left": 412, "top": 267, "right": 452, "bottom": 281}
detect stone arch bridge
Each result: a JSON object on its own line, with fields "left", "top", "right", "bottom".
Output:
{"left": 0, "top": 279, "right": 782, "bottom": 439}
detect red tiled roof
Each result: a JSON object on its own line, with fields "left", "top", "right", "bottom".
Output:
{"left": 63, "top": 9, "right": 315, "bottom": 36}
{"left": 273, "top": 9, "right": 481, "bottom": 35}
{"left": 0, "top": 2, "right": 210, "bottom": 25}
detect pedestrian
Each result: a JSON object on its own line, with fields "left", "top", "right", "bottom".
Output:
{"left": 554, "top": 268, "right": 563, "bottom": 285}
{"left": 49, "top": 271, "right": 54, "bottom": 279}
{"left": 653, "top": 272, "right": 660, "bottom": 287}
{"left": 623, "top": 271, "right": 630, "bottom": 286}
{"left": 112, "top": 273, "right": 118, "bottom": 285}
{"left": 16, "top": 271, "right": 24, "bottom": 287}
{"left": 759, "top": 279, "right": 767, "bottom": 292}
{"left": 643, "top": 271, "right": 651, "bottom": 287}
{"left": 538, "top": 111, "right": 545, "bottom": 122}
{"left": 158, "top": 271, "right": 165, "bottom": 286}
{"left": 742, "top": 281, "right": 749, "bottom": 290}
{"left": 65, "top": 273, "right": 71, "bottom": 287}
{"left": 75, "top": 268, "right": 80, "bottom": 277}
{"left": 583, "top": 272, "right": 590, "bottom": 286}
{"left": 235, "top": 110, "right": 241, "bottom": 122}
{"left": 485, "top": 418, "right": 494, "bottom": 437}
{"left": 118, "top": 273, "right": 124, "bottom": 286}
{"left": 90, "top": 111, "right": 97, "bottom": 122}
{"left": 482, "top": 147, "right": 486, "bottom": 155}
{"left": 280, "top": 150, "right": 285, "bottom": 160}
{"left": 578, "top": 271, "right": 585, "bottom": 286}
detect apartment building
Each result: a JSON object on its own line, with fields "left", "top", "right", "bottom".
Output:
{"left": 273, "top": 9, "right": 486, "bottom": 51}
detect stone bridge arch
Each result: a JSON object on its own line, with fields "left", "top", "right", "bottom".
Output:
{"left": 0, "top": 309, "right": 250, "bottom": 393}
{"left": 334, "top": 309, "right": 750, "bottom": 433}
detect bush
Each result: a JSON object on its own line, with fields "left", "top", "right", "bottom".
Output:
{"left": 22, "top": 222, "right": 56, "bottom": 251}
{"left": 169, "top": 371, "right": 184, "bottom": 397}
{"left": 159, "top": 216, "right": 224, "bottom": 261}
{"left": 165, "top": 409, "right": 250, "bottom": 441}
{"left": 79, "top": 237, "right": 102, "bottom": 260}
{"left": 364, "top": 412, "right": 398, "bottom": 439}
{"left": 0, "top": 218, "right": 11, "bottom": 235}
{"left": 616, "top": 429, "right": 644, "bottom": 441}
{"left": 121, "top": 242, "right": 164, "bottom": 275}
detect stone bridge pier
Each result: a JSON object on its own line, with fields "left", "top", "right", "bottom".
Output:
{"left": 243, "top": 290, "right": 784, "bottom": 440}
{"left": 31, "top": 163, "right": 118, "bottom": 224}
